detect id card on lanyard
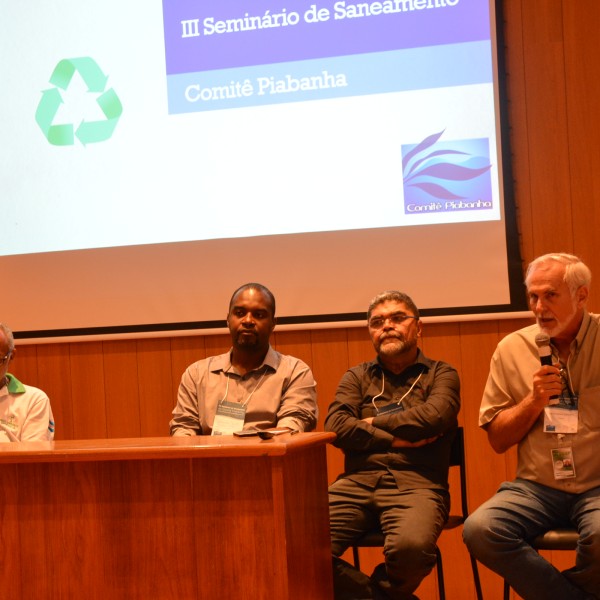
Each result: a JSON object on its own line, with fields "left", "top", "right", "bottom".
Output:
{"left": 212, "top": 400, "right": 247, "bottom": 435}
{"left": 543, "top": 393, "right": 579, "bottom": 434}
{"left": 211, "top": 367, "right": 267, "bottom": 435}
{"left": 544, "top": 363, "right": 578, "bottom": 480}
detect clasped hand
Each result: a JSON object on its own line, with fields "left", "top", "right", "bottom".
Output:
{"left": 533, "top": 364, "right": 563, "bottom": 404}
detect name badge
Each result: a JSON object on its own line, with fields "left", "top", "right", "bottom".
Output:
{"left": 212, "top": 400, "right": 247, "bottom": 436}
{"left": 543, "top": 394, "right": 578, "bottom": 434}
{"left": 377, "top": 402, "right": 404, "bottom": 416}
{"left": 551, "top": 446, "right": 576, "bottom": 479}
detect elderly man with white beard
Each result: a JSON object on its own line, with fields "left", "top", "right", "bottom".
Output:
{"left": 463, "top": 253, "right": 600, "bottom": 600}
{"left": 325, "top": 290, "right": 461, "bottom": 600}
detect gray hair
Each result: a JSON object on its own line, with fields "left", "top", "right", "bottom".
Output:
{"left": 525, "top": 253, "right": 592, "bottom": 296}
{"left": 367, "top": 291, "right": 420, "bottom": 320}
{"left": 0, "top": 323, "right": 15, "bottom": 353}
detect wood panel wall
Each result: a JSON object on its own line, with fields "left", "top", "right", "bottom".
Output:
{"left": 7, "top": 0, "right": 600, "bottom": 598}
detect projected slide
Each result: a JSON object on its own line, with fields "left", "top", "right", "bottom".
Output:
{"left": 163, "top": 1, "right": 489, "bottom": 113}
{"left": 1, "top": 0, "right": 499, "bottom": 258}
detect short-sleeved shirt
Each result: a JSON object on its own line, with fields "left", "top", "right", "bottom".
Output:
{"left": 0, "top": 374, "right": 55, "bottom": 442}
{"left": 480, "top": 311, "right": 600, "bottom": 493}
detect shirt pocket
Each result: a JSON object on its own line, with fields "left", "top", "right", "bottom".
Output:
{"left": 578, "top": 385, "right": 600, "bottom": 431}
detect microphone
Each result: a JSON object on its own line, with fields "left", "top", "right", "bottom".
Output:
{"left": 535, "top": 332, "right": 560, "bottom": 401}
{"left": 535, "top": 333, "right": 553, "bottom": 366}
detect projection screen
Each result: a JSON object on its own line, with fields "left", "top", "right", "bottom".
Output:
{"left": 0, "top": 0, "right": 526, "bottom": 340}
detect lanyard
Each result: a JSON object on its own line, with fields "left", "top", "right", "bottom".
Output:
{"left": 371, "top": 367, "right": 424, "bottom": 412}
{"left": 220, "top": 366, "right": 267, "bottom": 407}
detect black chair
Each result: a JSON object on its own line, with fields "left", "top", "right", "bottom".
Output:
{"left": 350, "top": 427, "right": 483, "bottom": 600}
{"left": 503, "top": 528, "right": 579, "bottom": 599}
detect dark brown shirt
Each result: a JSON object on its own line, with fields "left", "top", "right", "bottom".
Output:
{"left": 325, "top": 349, "right": 460, "bottom": 491}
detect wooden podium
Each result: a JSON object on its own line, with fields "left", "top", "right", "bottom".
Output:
{"left": 0, "top": 432, "right": 335, "bottom": 600}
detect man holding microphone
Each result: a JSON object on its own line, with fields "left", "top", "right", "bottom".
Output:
{"left": 464, "top": 253, "right": 600, "bottom": 599}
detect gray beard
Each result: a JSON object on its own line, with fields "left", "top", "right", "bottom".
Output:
{"left": 377, "top": 335, "right": 415, "bottom": 357}
{"left": 537, "top": 306, "right": 577, "bottom": 339}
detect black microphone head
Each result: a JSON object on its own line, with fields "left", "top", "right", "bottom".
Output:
{"left": 535, "top": 333, "right": 550, "bottom": 348}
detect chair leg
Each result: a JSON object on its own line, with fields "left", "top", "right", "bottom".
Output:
{"left": 503, "top": 579, "right": 511, "bottom": 600}
{"left": 434, "top": 546, "right": 445, "bottom": 600}
{"left": 470, "top": 555, "right": 484, "bottom": 600}
{"left": 352, "top": 546, "right": 361, "bottom": 570}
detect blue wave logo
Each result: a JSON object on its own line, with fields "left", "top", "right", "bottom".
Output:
{"left": 402, "top": 131, "right": 493, "bottom": 213}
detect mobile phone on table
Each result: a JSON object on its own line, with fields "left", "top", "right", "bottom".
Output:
{"left": 257, "top": 428, "right": 296, "bottom": 440}
{"left": 233, "top": 428, "right": 259, "bottom": 437}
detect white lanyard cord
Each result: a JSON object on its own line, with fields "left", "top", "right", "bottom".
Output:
{"left": 371, "top": 367, "right": 424, "bottom": 411}
{"left": 220, "top": 367, "right": 267, "bottom": 407}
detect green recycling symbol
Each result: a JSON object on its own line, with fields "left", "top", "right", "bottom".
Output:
{"left": 35, "top": 57, "right": 123, "bottom": 146}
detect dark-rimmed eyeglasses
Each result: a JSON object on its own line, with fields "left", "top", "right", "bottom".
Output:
{"left": 368, "top": 313, "right": 418, "bottom": 330}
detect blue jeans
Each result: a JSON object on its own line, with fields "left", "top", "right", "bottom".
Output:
{"left": 463, "top": 479, "right": 600, "bottom": 599}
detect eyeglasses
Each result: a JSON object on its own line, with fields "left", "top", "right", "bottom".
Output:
{"left": 0, "top": 352, "right": 12, "bottom": 366}
{"left": 368, "top": 313, "right": 418, "bottom": 329}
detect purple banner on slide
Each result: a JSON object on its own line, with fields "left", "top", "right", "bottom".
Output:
{"left": 162, "top": 0, "right": 490, "bottom": 76}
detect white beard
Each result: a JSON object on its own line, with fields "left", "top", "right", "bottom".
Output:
{"left": 538, "top": 304, "right": 578, "bottom": 339}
